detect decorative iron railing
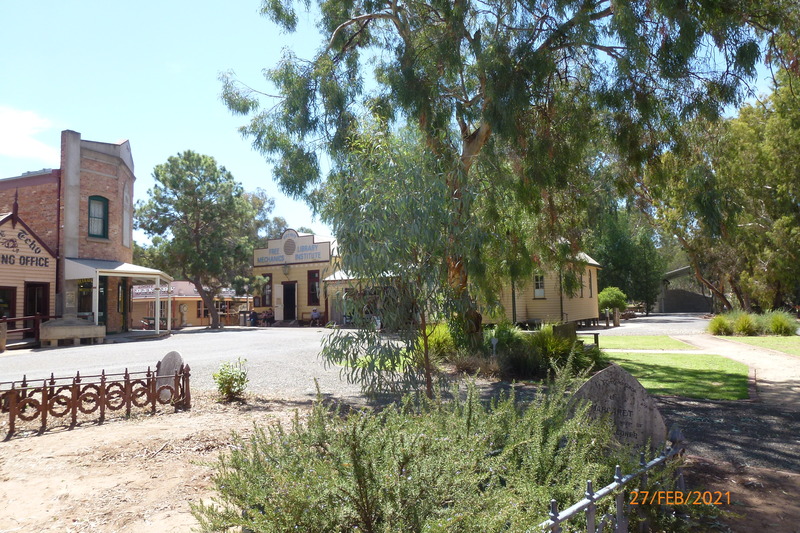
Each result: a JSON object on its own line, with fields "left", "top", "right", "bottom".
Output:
{"left": 536, "top": 442, "right": 685, "bottom": 533}
{"left": 1, "top": 363, "right": 191, "bottom": 437}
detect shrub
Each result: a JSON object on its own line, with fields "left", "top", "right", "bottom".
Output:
{"left": 422, "top": 323, "right": 456, "bottom": 360}
{"left": 212, "top": 357, "right": 248, "bottom": 401}
{"left": 598, "top": 287, "right": 628, "bottom": 313}
{"left": 192, "top": 376, "right": 634, "bottom": 532}
{"left": 450, "top": 350, "right": 501, "bottom": 377}
{"left": 707, "top": 315, "right": 733, "bottom": 336}
{"left": 764, "top": 310, "right": 798, "bottom": 336}
{"left": 732, "top": 313, "right": 758, "bottom": 336}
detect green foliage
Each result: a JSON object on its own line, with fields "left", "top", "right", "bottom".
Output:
{"left": 421, "top": 323, "right": 456, "bottom": 361}
{"left": 486, "top": 322, "right": 543, "bottom": 378}
{"left": 585, "top": 208, "right": 666, "bottom": 315}
{"left": 319, "top": 124, "right": 484, "bottom": 398}
{"left": 598, "top": 287, "right": 628, "bottom": 313}
{"left": 709, "top": 311, "right": 798, "bottom": 337}
{"left": 763, "top": 311, "right": 799, "bottom": 336}
{"left": 475, "top": 323, "right": 606, "bottom": 380}
{"left": 640, "top": 75, "right": 800, "bottom": 311}
{"left": 192, "top": 377, "right": 631, "bottom": 532}
{"left": 707, "top": 315, "right": 734, "bottom": 336}
{"left": 135, "top": 151, "right": 259, "bottom": 329}
{"left": 212, "top": 357, "right": 249, "bottom": 401}
{"left": 732, "top": 312, "right": 759, "bottom": 336}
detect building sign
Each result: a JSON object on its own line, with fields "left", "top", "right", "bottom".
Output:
{"left": 0, "top": 227, "right": 53, "bottom": 269}
{"left": 132, "top": 284, "right": 240, "bottom": 299}
{"left": 254, "top": 229, "right": 331, "bottom": 266}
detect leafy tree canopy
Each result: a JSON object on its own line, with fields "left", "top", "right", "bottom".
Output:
{"left": 135, "top": 151, "right": 260, "bottom": 329}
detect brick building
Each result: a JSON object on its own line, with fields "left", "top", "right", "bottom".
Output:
{"left": 0, "top": 130, "right": 172, "bottom": 340}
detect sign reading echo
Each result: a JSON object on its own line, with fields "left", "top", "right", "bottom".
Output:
{"left": 254, "top": 229, "right": 331, "bottom": 266}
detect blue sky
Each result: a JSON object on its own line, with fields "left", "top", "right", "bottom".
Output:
{"left": 0, "top": 1, "right": 331, "bottom": 239}
{"left": 1, "top": 2, "right": 777, "bottom": 246}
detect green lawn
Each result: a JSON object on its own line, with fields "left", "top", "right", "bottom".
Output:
{"left": 721, "top": 335, "right": 800, "bottom": 357}
{"left": 592, "top": 335, "right": 695, "bottom": 351}
{"left": 604, "top": 352, "right": 749, "bottom": 400}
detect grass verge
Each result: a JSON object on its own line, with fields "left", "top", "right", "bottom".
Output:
{"left": 721, "top": 335, "right": 800, "bottom": 357}
{"left": 604, "top": 352, "right": 749, "bottom": 400}
{"left": 594, "top": 335, "right": 695, "bottom": 351}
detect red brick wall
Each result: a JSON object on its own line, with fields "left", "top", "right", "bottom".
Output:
{"left": 77, "top": 150, "right": 134, "bottom": 263}
{"left": 0, "top": 173, "right": 60, "bottom": 254}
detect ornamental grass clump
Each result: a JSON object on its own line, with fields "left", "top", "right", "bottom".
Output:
{"left": 763, "top": 310, "right": 798, "bottom": 336}
{"left": 192, "top": 373, "right": 631, "bottom": 532}
{"left": 732, "top": 312, "right": 759, "bottom": 336}
{"left": 707, "top": 315, "right": 733, "bottom": 336}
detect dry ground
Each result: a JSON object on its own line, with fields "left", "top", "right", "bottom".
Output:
{"left": 1, "top": 393, "right": 798, "bottom": 533}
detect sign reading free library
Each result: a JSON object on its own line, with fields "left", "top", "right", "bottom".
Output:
{"left": 254, "top": 229, "right": 331, "bottom": 266}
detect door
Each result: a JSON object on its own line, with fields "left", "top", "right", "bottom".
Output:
{"left": 0, "top": 286, "right": 15, "bottom": 329}
{"left": 274, "top": 283, "right": 284, "bottom": 321}
{"left": 283, "top": 282, "right": 297, "bottom": 321}
{"left": 24, "top": 282, "right": 49, "bottom": 338}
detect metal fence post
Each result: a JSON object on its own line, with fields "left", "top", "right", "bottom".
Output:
{"left": 147, "top": 366, "right": 156, "bottom": 414}
{"left": 40, "top": 379, "right": 48, "bottom": 433}
{"left": 585, "top": 479, "right": 597, "bottom": 533}
{"left": 182, "top": 364, "right": 191, "bottom": 409}
{"left": 8, "top": 385, "right": 16, "bottom": 435}
{"left": 124, "top": 368, "right": 132, "bottom": 418}
{"left": 71, "top": 372, "right": 81, "bottom": 427}
{"left": 614, "top": 465, "right": 627, "bottom": 533}
{"left": 548, "top": 500, "right": 562, "bottom": 533}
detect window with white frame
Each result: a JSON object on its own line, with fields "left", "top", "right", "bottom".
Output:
{"left": 534, "top": 274, "right": 546, "bottom": 299}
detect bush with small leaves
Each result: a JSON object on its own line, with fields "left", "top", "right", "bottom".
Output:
{"left": 213, "top": 357, "right": 248, "bottom": 401}
{"left": 598, "top": 287, "right": 628, "bottom": 313}
{"left": 191, "top": 373, "right": 641, "bottom": 532}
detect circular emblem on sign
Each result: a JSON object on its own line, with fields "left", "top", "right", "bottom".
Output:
{"left": 283, "top": 239, "right": 296, "bottom": 255}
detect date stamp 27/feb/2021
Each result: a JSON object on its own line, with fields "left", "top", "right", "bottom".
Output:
{"left": 630, "top": 490, "right": 731, "bottom": 506}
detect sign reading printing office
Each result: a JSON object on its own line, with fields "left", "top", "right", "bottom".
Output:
{"left": 254, "top": 229, "right": 331, "bottom": 266}
{"left": 0, "top": 226, "right": 53, "bottom": 269}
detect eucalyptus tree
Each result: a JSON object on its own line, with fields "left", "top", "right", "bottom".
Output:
{"left": 320, "top": 123, "right": 474, "bottom": 397}
{"left": 135, "top": 151, "right": 257, "bottom": 329}
{"left": 631, "top": 72, "right": 800, "bottom": 311}
{"left": 223, "top": 0, "right": 786, "bottom": 329}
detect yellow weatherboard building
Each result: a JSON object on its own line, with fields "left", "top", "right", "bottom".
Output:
{"left": 252, "top": 229, "right": 333, "bottom": 324}
{"left": 253, "top": 229, "right": 600, "bottom": 328}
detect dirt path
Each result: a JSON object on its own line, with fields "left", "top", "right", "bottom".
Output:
{"left": 0, "top": 393, "right": 309, "bottom": 532}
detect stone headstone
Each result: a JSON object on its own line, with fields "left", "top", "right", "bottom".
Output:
{"left": 572, "top": 363, "right": 667, "bottom": 449}
{"left": 156, "top": 351, "right": 184, "bottom": 401}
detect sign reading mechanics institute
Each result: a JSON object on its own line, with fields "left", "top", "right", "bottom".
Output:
{"left": 253, "top": 229, "right": 331, "bottom": 266}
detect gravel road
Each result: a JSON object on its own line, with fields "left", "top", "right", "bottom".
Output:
{"left": 0, "top": 327, "right": 365, "bottom": 404}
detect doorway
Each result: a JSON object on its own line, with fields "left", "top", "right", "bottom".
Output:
{"left": 24, "top": 282, "right": 49, "bottom": 337}
{"left": 0, "top": 286, "right": 15, "bottom": 329}
{"left": 283, "top": 282, "right": 297, "bottom": 321}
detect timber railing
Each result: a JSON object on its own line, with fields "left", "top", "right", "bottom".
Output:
{"left": 536, "top": 442, "right": 685, "bottom": 533}
{"left": 0, "top": 363, "right": 191, "bottom": 437}
{"left": 0, "top": 314, "right": 60, "bottom": 343}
